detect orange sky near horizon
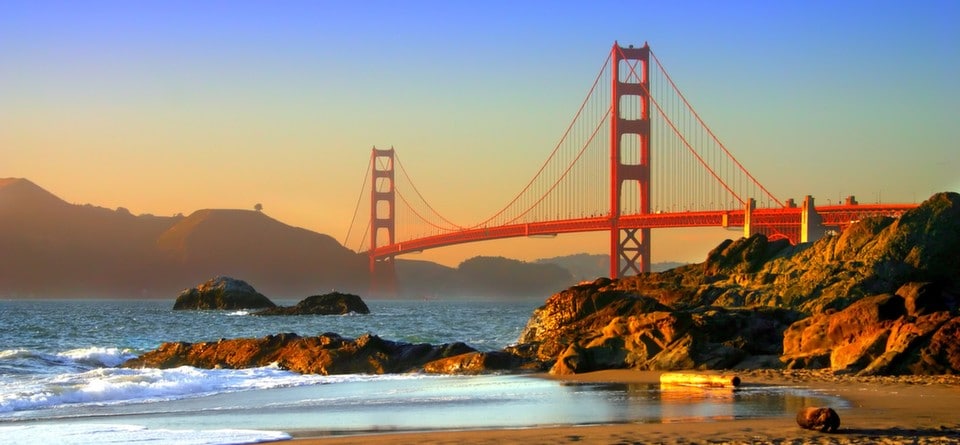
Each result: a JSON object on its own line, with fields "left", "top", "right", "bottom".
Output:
{"left": 2, "top": 2, "right": 958, "bottom": 267}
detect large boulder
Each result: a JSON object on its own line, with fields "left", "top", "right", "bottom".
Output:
{"left": 781, "top": 291, "right": 960, "bottom": 375}
{"left": 172, "top": 276, "right": 275, "bottom": 310}
{"left": 514, "top": 278, "right": 801, "bottom": 374}
{"left": 123, "top": 332, "right": 476, "bottom": 375}
{"left": 254, "top": 292, "right": 370, "bottom": 315}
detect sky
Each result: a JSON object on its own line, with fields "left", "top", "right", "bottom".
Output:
{"left": 2, "top": 1, "right": 958, "bottom": 267}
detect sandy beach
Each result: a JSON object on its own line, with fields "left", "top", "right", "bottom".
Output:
{"left": 278, "top": 369, "right": 960, "bottom": 445}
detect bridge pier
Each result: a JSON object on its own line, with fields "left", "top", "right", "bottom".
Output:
{"left": 800, "top": 195, "right": 824, "bottom": 243}
{"left": 743, "top": 198, "right": 756, "bottom": 238}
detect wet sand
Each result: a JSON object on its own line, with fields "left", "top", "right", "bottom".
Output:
{"left": 276, "top": 369, "right": 960, "bottom": 444}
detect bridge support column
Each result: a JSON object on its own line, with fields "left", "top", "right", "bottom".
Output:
{"left": 800, "top": 195, "right": 824, "bottom": 243}
{"left": 743, "top": 198, "right": 756, "bottom": 238}
{"left": 609, "top": 42, "right": 651, "bottom": 278}
{"left": 369, "top": 146, "right": 397, "bottom": 296}
{"left": 615, "top": 228, "right": 650, "bottom": 276}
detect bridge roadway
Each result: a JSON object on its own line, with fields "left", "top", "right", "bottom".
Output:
{"left": 370, "top": 204, "right": 917, "bottom": 258}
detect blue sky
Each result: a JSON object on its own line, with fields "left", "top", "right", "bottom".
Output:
{"left": 2, "top": 1, "right": 958, "bottom": 266}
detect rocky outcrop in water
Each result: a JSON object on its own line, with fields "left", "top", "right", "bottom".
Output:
{"left": 123, "top": 332, "right": 483, "bottom": 375}
{"left": 253, "top": 292, "right": 370, "bottom": 315}
{"left": 172, "top": 276, "right": 276, "bottom": 310}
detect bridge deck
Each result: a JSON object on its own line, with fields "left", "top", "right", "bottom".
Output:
{"left": 371, "top": 204, "right": 916, "bottom": 258}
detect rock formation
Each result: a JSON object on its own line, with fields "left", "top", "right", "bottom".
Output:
{"left": 781, "top": 285, "right": 960, "bottom": 375}
{"left": 172, "top": 276, "right": 276, "bottom": 310}
{"left": 254, "top": 292, "right": 370, "bottom": 315}
{"left": 122, "top": 332, "right": 505, "bottom": 375}
{"left": 515, "top": 278, "right": 801, "bottom": 374}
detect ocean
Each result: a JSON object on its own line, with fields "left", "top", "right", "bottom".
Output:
{"left": 0, "top": 299, "right": 844, "bottom": 444}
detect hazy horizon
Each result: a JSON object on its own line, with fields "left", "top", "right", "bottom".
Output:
{"left": 3, "top": 1, "right": 958, "bottom": 267}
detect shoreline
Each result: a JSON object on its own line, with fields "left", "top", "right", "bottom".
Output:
{"left": 278, "top": 370, "right": 960, "bottom": 444}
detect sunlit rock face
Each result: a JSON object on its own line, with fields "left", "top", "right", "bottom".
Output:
{"left": 172, "top": 276, "right": 276, "bottom": 310}
{"left": 254, "top": 292, "right": 370, "bottom": 315}
{"left": 782, "top": 285, "right": 960, "bottom": 375}
{"left": 515, "top": 279, "right": 800, "bottom": 374}
{"left": 513, "top": 192, "right": 960, "bottom": 375}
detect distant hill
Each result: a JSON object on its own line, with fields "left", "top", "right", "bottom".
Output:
{"left": 0, "top": 178, "right": 367, "bottom": 298}
{"left": 535, "top": 253, "right": 688, "bottom": 280}
{"left": 0, "top": 178, "right": 586, "bottom": 299}
{"left": 0, "top": 178, "right": 184, "bottom": 297}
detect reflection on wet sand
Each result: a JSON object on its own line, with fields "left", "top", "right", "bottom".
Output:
{"left": 659, "top": 383, "right": 737, "bottom": 422}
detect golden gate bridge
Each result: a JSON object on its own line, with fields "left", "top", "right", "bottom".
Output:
{"left": 343, "top": 42, "right": 915, "bottom": 293}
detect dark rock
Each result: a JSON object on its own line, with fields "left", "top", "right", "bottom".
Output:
{"left": 796, "top": 407, "right": 840, "bottom": 433}
{"left": 254, "top": 292, "right": 370, "bottom": 315}
{"left": 897, "top": 282, "right": 951, "bottom": 316}
{"left": 172, "top": 276, "right": 275, "bottom": 310}
{"left": 123, "top": 332, "right": 476, "bottom": 375}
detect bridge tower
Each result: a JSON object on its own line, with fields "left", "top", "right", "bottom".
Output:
{"left": 369, "top": 146, "right": 397, "bottom": 295}
{"left": 609, "top": 42, "right": 651, "bottom": 277}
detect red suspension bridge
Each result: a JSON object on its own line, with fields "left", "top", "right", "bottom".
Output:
{"left": 344, "top": 42, "right": 915, "bottom": 293}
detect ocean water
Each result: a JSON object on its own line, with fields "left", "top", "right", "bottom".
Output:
{"left": 0, "top": 299, "right": 845, "bottom": 444}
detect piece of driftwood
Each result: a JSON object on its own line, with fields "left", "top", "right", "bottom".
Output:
{"left": 659, "top": 372, "right": 741, "bottom": 388}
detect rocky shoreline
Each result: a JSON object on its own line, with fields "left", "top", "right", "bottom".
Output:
{"left": 126, "top": 192, "right": 960, "bottom": 378}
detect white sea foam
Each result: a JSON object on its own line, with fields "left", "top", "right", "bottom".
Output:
{"left": 60, "top": 347, "right": 139, "bottom": 368}
{"left": 226, "top": 310, "right": 251, "bottom": 316}
{"left": 0, "top": 423, "right": 291, "bottom": 445}
{"left": 0, "top": 360, "right": 422, "bottom": 415}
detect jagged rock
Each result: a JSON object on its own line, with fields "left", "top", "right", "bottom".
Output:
{"left": 254, "top": 292, "right": 370, "bottom": 315}
{"left": 123, "top": 332, "right": 475, "bottom": 375}
{"left": 514, "top": 278, "right": 801, "bottom": 374}
{"left": 796, "top": 407, "right": 840, "bottom": 433}
{"left": 703, "top": 235, "right": 792, "bottom": 276}
{"left": 172, "top": 276, "right": 275, "bottom": 310}
{"left": 781, "top": 292, "right": 959, "bottom": 375}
